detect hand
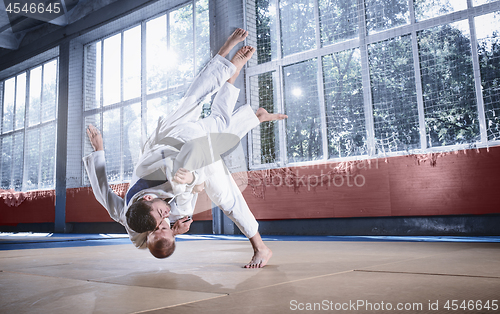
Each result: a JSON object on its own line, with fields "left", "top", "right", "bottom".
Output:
{"left": 87, "top": 124, "right": 104, "bottom": 151}
{"left": 173, "top": 168, "right": 195, "bottom": 185}
{"left": 171, "top": 216, "right": 192, "bottom": 236}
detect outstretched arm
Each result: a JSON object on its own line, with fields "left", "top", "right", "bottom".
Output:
{"left": 83, "top": 125, "right": 125, "bottom": 224}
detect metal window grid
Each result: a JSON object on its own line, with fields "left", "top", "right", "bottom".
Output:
{"left": 246, "top": 0, "right": 500, "bottom": 170}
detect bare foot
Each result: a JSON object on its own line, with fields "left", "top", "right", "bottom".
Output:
{"left": 256, "top": 107, "right": 288, "bottom": 123}
{"left": 244, "top": 247, "right": 273, "bottom": 268}
{"left": 230, "top": 46, "right": 255, "bottom": 74}
{"left": 218, "top": 28, "right": 248, "bottom": 58}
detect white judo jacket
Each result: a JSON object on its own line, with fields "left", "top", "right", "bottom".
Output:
{"left": 83, "top": 55, "right": 260, "bottom": 248}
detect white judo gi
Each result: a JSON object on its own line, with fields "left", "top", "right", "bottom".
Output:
{"left": 83, "top": 54, "right": 260, "bottom": 249}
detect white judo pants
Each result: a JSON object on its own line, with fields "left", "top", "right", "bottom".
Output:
{"left": 156, "top": 54, "right": 260, "bottom": 239}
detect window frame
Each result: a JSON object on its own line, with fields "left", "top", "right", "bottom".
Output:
{"left": 246, "top": 0, "right": 500, "bottom": 170}
{"left": 0, "top": 57, "right": 59, "bottom": 191}
{"left": 82, "top": 0, "right": 209, "bottom": 184}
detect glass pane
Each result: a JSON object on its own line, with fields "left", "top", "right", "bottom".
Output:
{"left": 195, "top": 0, "right": 210, "bottom": 72}
{"left": 84, "top": 41, "right": 101, "bottom": 110}
{"left": 147, "top": 15, "right": 168, "bottom": 93}
{"left": 323, "top": 49, "right": 367, "bottom": 158}
{"left": 42, "top": 59, "right": 58, "bottom": 122}
{"left": 474, "top": 0, "right": 500, "bottom": 5}
{"left": 369, "top": 36, "right": 420, "bottom": 153}
{"left": 29, "top": 66, "right": 42, "bottom": 126}
{"left": 103, "top": 34, "right": 121, "bottom": 106}
{"left": 250, "top": 72, "right": 280, "bottom": 165}
{"left": 147, "top": 93, "right": 184, "bottom": 137}
{"left": 365, "top": 0, "right": 409, "bottom": 34}
{"left": 12, "top": 132, "right": 24, "bottom": 191}
{"left": 1, "top": 135, "right": 12, "bottom": 188}
{"left": 414, "top": 0, "right": 467, "bottom": 22}
{"left": 170, "top": 4, "right": 194, "bottom": 87}
{"left": 123, "top": 103, "right": 141, "bottom": 181}
{"left": 254, "top": 0, "right": 279, "bottom": 64}
{"left": 476, "top": 12, "right": 500, "bottom": 140}
{"left": 15, "top": 73, "right": 26, "bottom": 130}
{"left": 103, "top": 108, "right": 121, "bottom": 182}
{"left": 2, "top": 77, "right": 15, "bottom": 133}
{"left": 280, "top": 0, "right": 316, "bottom": 56}
{"left": 25, "top": 128, "right": 40, "bottom": 190}
{"left": 319, "top": 0, "right": 359, "bottom": 46}
{"left": 123, "top": 25, "right": 141, "bottom": 101}
{"left": 283, "top": 59, "right": 323, "bottom": 162}
{"left": 40, "top": 122, "right": 56, "bottom": 189}
{"left": 418, "top": 21, "right": 479, "bottom": 147}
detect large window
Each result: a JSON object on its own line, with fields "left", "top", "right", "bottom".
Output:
{"left": 83, "top": 0, "right": 209, "bottom": 183}
{"left": 247, "top": 0, "right": 500, "bottom": 168}
{"left": 0, "top": 59, "right": 58, "bottom": 191}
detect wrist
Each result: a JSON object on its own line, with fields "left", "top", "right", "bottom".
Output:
{"left": 188, "top": 172, "right": 196, "bottom": 185}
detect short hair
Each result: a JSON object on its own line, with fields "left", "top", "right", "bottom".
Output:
{"left": 126, "top": 200, "right": 156, "bottom": 233}
{"left": 148, "top": 236, "right": 176, "bottom": 259}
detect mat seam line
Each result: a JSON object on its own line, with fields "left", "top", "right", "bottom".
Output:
{"left": 354, "top": 269, "right": 500, "bottom": 279}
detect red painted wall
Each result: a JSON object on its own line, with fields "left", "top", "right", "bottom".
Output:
{"left": 242, "top": 147, "right": 500, "bottom": 219}
{"left": 1, "top": 146, "right": 499, "bottom": 227}
{"left": 0, "top": 190, "right": 55, "bottom": 225}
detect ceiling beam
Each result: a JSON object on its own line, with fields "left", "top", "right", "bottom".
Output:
{"left": 0, "top": 31, "right": 23, "bottom": 49}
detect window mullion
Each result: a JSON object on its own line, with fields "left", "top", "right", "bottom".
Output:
{"left": 468, "top": 0, "right": 488, "bottom": 144}
{"left": 313, "top": 0, "right": 328, "bottom": 160}
{"left": 37, "top": 65, "right": 45, "bottom": 189}
{"left": 120, "top": 107, "right": 124, "bottom": 181}
{"left": 21, "top": 71, "right": 30, "bottom": 191}
{"left": 9, "top": 77, "right": 18, "bottom": 188}
{"left": 277, "top": 66, "right": 287, "bottom": 165}
{"left": 193, "top": 0, "right": 196, "bottom": 76}
{"left": 275, "top": 0, "right": 282, "bottom": 60}
{"left": 409, "top": 0, "right": 427, "bottom": 150}
{"left": 358, "top": 0, "right": 376, "bottom": 156}
{"left": 100, "top": 39, "right": 104, "bottom": 133}
{"left": 317, "top": 58, "right": 328, "bottom": 160}
{"left": 120, "top": 33, "right": 124, "bottom": 104}
{"left": 0, "top": 81, "right": 3, "bottom": 188}
{"left": 141, "top": 21, "right": 147, "bottom": 145}
{"left": 167, "top": 11, "right": 171, "bottom": 54}
{"left": 120, "top": 32, "right": 125, "bottom": 181}
{"left": 0, "top": 81, "right": 3, "bottom": 134}
{"left": 275, "top": 0, "right": 286, "bottom": 165}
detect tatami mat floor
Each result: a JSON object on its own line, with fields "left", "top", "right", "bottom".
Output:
{"left": 0, "top": 234, "right": 499, "bottom": 313}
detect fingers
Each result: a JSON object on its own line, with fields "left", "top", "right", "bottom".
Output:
{"left": 173, "top": 168, "right": 194, "bottom": 184}
{"left": 87, "top": 125, "right": 101, "bottom": 138}
{"left": 172, "top": 217, "right": 192, "bottom": 235}
{"left": 86, "top": 125, "right": 104, "bottom": 151}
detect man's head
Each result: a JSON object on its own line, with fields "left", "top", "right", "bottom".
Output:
{"left": 126, "top": 195, "right": 176, "bottom": 258}
{"left": 147, "top": 229, "right": 176, "bottom": 258}
{"left": 126, "top": 198, "right": 156, "bottom": 233}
